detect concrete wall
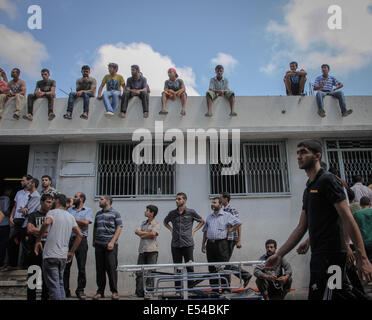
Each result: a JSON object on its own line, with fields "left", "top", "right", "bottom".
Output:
{"left": 1, "top": 95, "right": 371, "bottom": 295}
{"left": 55, "top": 139, "right": 311, "bottom": 295}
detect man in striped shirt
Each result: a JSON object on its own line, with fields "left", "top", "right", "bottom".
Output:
{"left": 220, "top": 192, "right": 252, "bottom": 287}
{"left": 92, "top": 195, "right": 123, "bottom": 300}
{"left": 313, "top": 64, "right": 353, "bottom": 118}
{"left": 202, "top": 197, "right": 241, "bottom": 291}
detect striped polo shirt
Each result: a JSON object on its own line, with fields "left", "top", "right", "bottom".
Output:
{"left": 314, "top": 75, "right": 339, "bottom": 92}
{"left": 94, "top": 207, "right": 123, "bottom": 246}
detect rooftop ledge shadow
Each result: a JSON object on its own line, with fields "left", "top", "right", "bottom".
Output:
{"left": 0, "top": 95, "right": 371, "bottom": 143}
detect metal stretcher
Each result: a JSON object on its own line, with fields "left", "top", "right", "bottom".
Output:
{"left": 118, "top": 260, "right": 265, "bottom": 300}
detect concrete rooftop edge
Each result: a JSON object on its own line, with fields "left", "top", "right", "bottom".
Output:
{"left": 0, "top": 95, "right": 371, "bottom": 142}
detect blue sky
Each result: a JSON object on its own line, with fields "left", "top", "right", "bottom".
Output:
{"left": 1, "top": 0, "right": 372, "bottom": 97}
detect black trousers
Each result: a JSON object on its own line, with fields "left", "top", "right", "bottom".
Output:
{"left": 95, "top": 243, "right": 118, "bottom": 295}
{"left": 27, "top": 93, "right": 54, "bottom": 115}
{"left": 171, "top": 246, "right": 194, "bottom": 289}
{"left": 225, "top": 240, "right": 252, "bottom": 282}
{"left": 135, "top": 252, "right": 158, "bottom": 297}
{"left": 7, "top": 224, "right": 26, "bottom": 267}
{"left": 63, "top": 236, "right": 88, "bottom": 295}
{"left": 206, "top": 239, "right": 231, "bottom": 288}
{"left": 0, "top": 226, "right": 10, "bottom": 267}
{"left": 308, "top": 252, "right": 347, "bottom": 300}
{"left": 121, "top": 91, "right": 149, "bottom": 113}
{"left": 26, "top": 248, "right": 49, "bottom": 301}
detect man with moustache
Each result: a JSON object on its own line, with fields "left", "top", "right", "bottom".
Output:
{"left": 63, "top": 65, "right": 97, "bottom": 120}
{"left": 63, "top": 192, "right": 93, "bottom": 300}
{"left": 92, "top": 196, "right": 122, "bottom": 300}
{"left": 0, "top": 68, "right": 26, "bottom": 120}
{"left": 202, "top": 197, "right": 241, "bottom": 292}
{"left": 25, "top": 193, "right": 54, "bottom": 300}
{"left": 164, "top": 192, "right": 204, "bottom": 290}
{"left": 254, "top": 239, "right": 292, "bottom": 300}
{"left": 120, "top": 65, "right": 149, "bottom": 118}
{"left": 264, "top": 140, "right": 372, "bottom": 300}
{"left": 40, "top": 175, "right": 59, "bottom": 198}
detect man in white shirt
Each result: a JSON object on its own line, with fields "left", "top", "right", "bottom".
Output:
{"left": 351, "top": 175, "right": 372, "bottom": 203}
{"left": 5, "top": 175, "right": 32, "bottom": 270}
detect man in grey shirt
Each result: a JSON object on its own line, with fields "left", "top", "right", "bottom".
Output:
{"left": 34, "top": 194, "right": 82, "bottom": 300}
{"left": 206, "top": 65, "right": 236, "bottom": 117}
{"left": 254, "top": 239, "right": 292, "bottom": 300}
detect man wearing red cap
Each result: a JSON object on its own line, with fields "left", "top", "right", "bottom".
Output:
{"left": 159, "top": 68, "right": 187, "bottom": 116}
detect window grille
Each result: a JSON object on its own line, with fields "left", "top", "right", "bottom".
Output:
{"left": 325, "top": 139, "right": 372, "bottom": 185}
{"left": 97, "top": 142, "right": 175, "bottom": 197}
{"left": 210, "top": 141, "right": 290, "bottom": 195}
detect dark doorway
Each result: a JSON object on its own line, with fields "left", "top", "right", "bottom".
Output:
{"left": 0, "top": 145, "right": 29, "bottom": 200}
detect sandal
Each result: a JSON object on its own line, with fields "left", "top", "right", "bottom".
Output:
{"left": 48, "top": 113, "right": 56, "bottom": 121}
{"left": 159, "top": 110, "right": 168, "bottom": 115}
{"left": 80, "top": 113, "right": 88, "bottom": 120}
{"left": 111, "top": 293, "right": 119, "bottom": 300}
{"left": 76, "top": 292, "right": 87, "bottom": 300}
{"left": 180, "top": 110, "right": 186, "bottom": 116}
{"left": 204, "top": 112, "right": 212, "bottom": 117}
{"left": 23, "top": 114, "right": 33, "bottom": 121}
{"left": 63, "top": 113, "right": 72, "bottom": 120}
{"left": 92, "top": 293, "right": 104, "bottom": 300}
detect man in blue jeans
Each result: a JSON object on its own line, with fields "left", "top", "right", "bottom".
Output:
{"left": 63, "top": 65, "right": 96, "bottom": 120}
{"left": 97, "top": 63, "right": 125, "bottom": 118}
{"left": 313, "top": 64, "right": 353, "bottom": 118}
{"left": 34, "top": 194, "right": 82, "bottom": 300}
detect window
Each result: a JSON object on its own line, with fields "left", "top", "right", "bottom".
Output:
{"left": 97, "top": 142, "right": 176, "bottom": 197}
{"left": 209, "top": 141, "right": 290, "bottom": 195}
{"left": 325, "top": 139, "right": 372, "bottom": 186}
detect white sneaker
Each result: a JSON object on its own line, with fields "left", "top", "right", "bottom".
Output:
{"left": 105, "top": 111, "right": 114, "bottom": 118}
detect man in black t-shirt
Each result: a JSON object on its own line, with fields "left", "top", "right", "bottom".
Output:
{"left": 264, "top": 139, "right": 372, "bottom": 300}
{"left": 25, "top": 194, "right": 53, "bottom": 300}
{"left": 24, "top": 69, "right": 56, "bottom": 121}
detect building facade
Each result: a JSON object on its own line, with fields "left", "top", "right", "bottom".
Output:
{"left": 0, "top": 95, "right": 371, "bottom": 295}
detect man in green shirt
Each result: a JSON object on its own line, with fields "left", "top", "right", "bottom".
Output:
{"left": 354, "top": 196, "right": 372, "bottom": 263}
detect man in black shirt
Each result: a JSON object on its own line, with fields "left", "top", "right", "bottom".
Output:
{"left": 163, "top": 192, "right": 204, "bottom": 290}
{"left": 264, "top": 139, "right": 372, "bottom": 300}
{"left": 25, "top": 193, "right": 53, "bottom": 300}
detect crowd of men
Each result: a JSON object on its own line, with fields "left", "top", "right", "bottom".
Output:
{"left": 0, "top": 62, "right": 354, "bottom": 121}
{"left": 0, "top": 151, "right": 371, "bottom": 300}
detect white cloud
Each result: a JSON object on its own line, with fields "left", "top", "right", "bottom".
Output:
{"left": 210, "top": 53, "right": 238, "bottom": 73}
{"left": 91, "top": 42, "right": 199, "bottom": 96}
{"left": 0, "top": 0, "right": 17, "bottom": 19}
{"left": 261, "top": 0, "right": 372, "bottom": 75}
{"left": 260, "top": 63, "right": 276, "bottom": 74}
{"left": 0, "top": 24, "right": 49, "bottom": 78}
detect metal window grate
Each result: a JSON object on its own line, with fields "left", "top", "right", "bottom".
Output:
{"left": 209, "top": 141, "right": 290, "bottom": 195}
{"left": 325, "top": 139, "right": 372, "bottom": 186}
{"left": 97, "top": 142, "right": 176, "bottom": 197}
